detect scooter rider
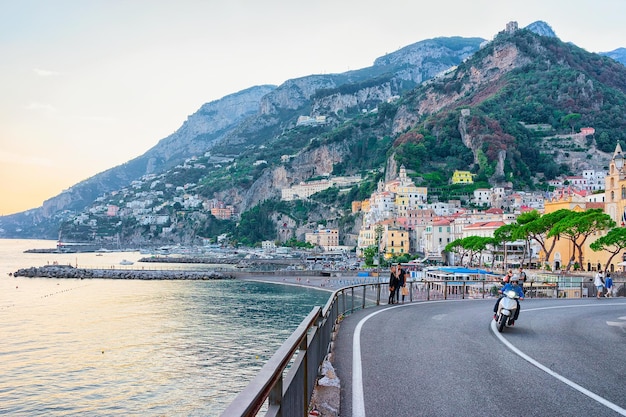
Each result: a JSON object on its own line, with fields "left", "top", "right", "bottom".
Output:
{"left": 493, "top": 279, "right": 525, "bottom": 324}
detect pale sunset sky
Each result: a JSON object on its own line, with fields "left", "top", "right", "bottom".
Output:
{"left": 1, "top": 0, "right": 625, "bottom": 215}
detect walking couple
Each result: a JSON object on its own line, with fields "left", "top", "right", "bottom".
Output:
{"left": 388, "top": 265, "right": 407, "bottom": 304}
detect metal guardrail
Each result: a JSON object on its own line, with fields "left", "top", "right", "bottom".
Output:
{"left": 218, "top": 283, "right": 382, "bottom": 417}
{"left": 219, "top": 279, "right": 624, "bottom": 416}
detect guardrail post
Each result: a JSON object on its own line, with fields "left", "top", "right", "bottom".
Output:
{"left": 268, "top": 369, "right": 283, "bottom": 415}
{"left": 300, "top": 332, "right": 310, "bottom": 417}
{"left": 362, "top": 285, "right": 367, "bottom": 309}
{"left": 350, "top": 287, "right": 355, "bottom": 314}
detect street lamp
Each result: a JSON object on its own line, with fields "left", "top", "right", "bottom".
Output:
{"left": 375, "top": 224, "right": 383, "bottom": 283}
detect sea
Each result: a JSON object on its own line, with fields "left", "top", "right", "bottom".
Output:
{"left": 0, "top": 239, "right": 332, "bottom": 416}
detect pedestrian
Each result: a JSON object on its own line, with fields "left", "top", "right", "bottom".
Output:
{"left": 593, "top": 270, "right": 605, "bottom": 298}
{"left": 518, "top": 267, "right": 527, "bottom": 283}
{"left": 605, "top": 273, "right": 614, "bottom": 297}
{"left": 388, "top": 265, "right": 398, "bottom": 304}
{"left": 502, "top": 269, "right": 513, "bottom": 284}
{"left": 397, "top": 267, "right": 406, "bottom": 303}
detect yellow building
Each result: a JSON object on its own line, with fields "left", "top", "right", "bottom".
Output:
{"left": 395, "top": 184, "right": 428, "bottom": 216}
{"left": 543, "top": 144, "right": 623, "bottom": 272}
{"left": 305, "top": 227, "right": 339, "bottom": 250}
{"left": 585, "top": 143, "right": 625, "bottom": 272}
{"left": 542, "top": 193, "right": 588, "bottom": 270}
{"left": 451, "top": 170, "right": 474, "bottom": 184}
{"left": 381, "top": 222, "right": 410, "bottom": 259}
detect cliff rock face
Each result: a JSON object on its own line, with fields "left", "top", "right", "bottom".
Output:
{"left": 260, "top": 76, "right": 338, "bottom": 115}
{"left": 373, "top": 37, "right": 483, "bottom": 82}
{"left": 385, "top": 154, "right": 399, "bottom": 183}
{"left": 240, "top": 143, "right": 349, "bottom": 212}
{"left": 312, "top": 83, "right": 394, "bottom": 116}
{"left": 415, "top": 43, "right": 533, "bottom": 118}
{"left": 144, "top": 85, "right": 277, "bottom": 167}
{"left": 258, "top": 37, "right": 486, "bottom": 119}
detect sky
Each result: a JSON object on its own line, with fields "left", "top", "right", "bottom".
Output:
{"left": 1, "top": 0, "right": 625, "bottom": 216}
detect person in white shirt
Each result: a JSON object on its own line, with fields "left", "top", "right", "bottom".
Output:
{"left": 593, "top": 271, "right": 605, "bottom": 298}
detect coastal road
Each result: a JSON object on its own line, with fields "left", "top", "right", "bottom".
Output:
{"left": 333, "top": 298, "right": 626, "bottom": 417}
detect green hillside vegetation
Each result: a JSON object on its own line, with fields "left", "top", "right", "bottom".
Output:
{"left": 396, "top": 29, "right": 626, "bottom": 189}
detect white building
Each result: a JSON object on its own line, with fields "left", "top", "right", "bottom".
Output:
{"left": 473, "top": 188, "right": 492, "bottom": 207}
{"left": 281, "top": 180, "right": 333, "bottom": 201}
{"left": 582, "top": 169, "right": 606, "bottom": 192}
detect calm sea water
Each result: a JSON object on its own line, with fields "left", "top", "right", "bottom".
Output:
{"left": 0, "top": 239, "right": 332, "bottom": 416}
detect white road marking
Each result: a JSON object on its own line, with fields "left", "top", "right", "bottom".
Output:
{"left": 492, "top": 303, "right": 626, "bottom": 416}
{"left": 352, "top": 301, "right": 626, "bottom": 417}
{"left": 352, "top": 301, "right": 446, "bottom": 417}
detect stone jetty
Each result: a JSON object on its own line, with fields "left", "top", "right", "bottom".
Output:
{"left": 138, "top": 256, "right": 240, "bottom": 264}
{"left": 13, "top": 265, "right": 233, "bottom": 280}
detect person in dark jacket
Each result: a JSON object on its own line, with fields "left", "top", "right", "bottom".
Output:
{"left": 397, "top": 267, "right": 406, "bottom": 303}
{"left": 388, "top": 265, "right": 399, "bottom": 304}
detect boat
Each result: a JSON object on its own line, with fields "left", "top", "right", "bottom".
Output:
{"left": 119, "top": 259, "right": 134, "bottom": 265}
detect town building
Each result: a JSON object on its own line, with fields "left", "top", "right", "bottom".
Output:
{"left": 305, "top": 227, "right": 340, "bottom": 251}
{"left": 451, "top": 170, "right": 474, "bottom": 184}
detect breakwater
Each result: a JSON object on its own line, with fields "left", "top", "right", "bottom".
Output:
{"left": 13, "top": 265, "right": 233, "bottom": 280}
{"left": 138, "top": 256, "right": 240, "bottom": 264}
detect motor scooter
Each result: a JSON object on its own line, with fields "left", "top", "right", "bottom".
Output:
{"left": 495, "top": 289, "right": 519, "bottom": 332}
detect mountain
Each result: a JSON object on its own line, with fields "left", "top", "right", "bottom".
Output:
{"left": 396, "top": 26, "right": 626, "bottom": 188}
{"left": 0, "top": 85, "right": 276, "bottom": 238}
{"left": 524, "top": 20, "right": 557, "bottom": 38}
{"left": 600, "top": 47, "right": 626, "bottom": 66}
{"left": 524, "top": 20, "right": 626, "bottom": 67}
{"left": 3, "top": 20, "right": 626, "bottom": 246}
{"left": 0, "top": 36, "right": 485, "bottom": 239}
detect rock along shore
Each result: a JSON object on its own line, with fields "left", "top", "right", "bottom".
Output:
{"left": 13, "top": 265, "right": 233, "bottom": 280}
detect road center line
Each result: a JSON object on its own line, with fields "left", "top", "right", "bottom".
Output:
{"left": 492, "top": 303, "right": 626, "bottom": 416}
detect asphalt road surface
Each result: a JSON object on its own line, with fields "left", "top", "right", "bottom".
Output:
{"left": 333, "top": 298, "right": 626, "bottom": 417}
